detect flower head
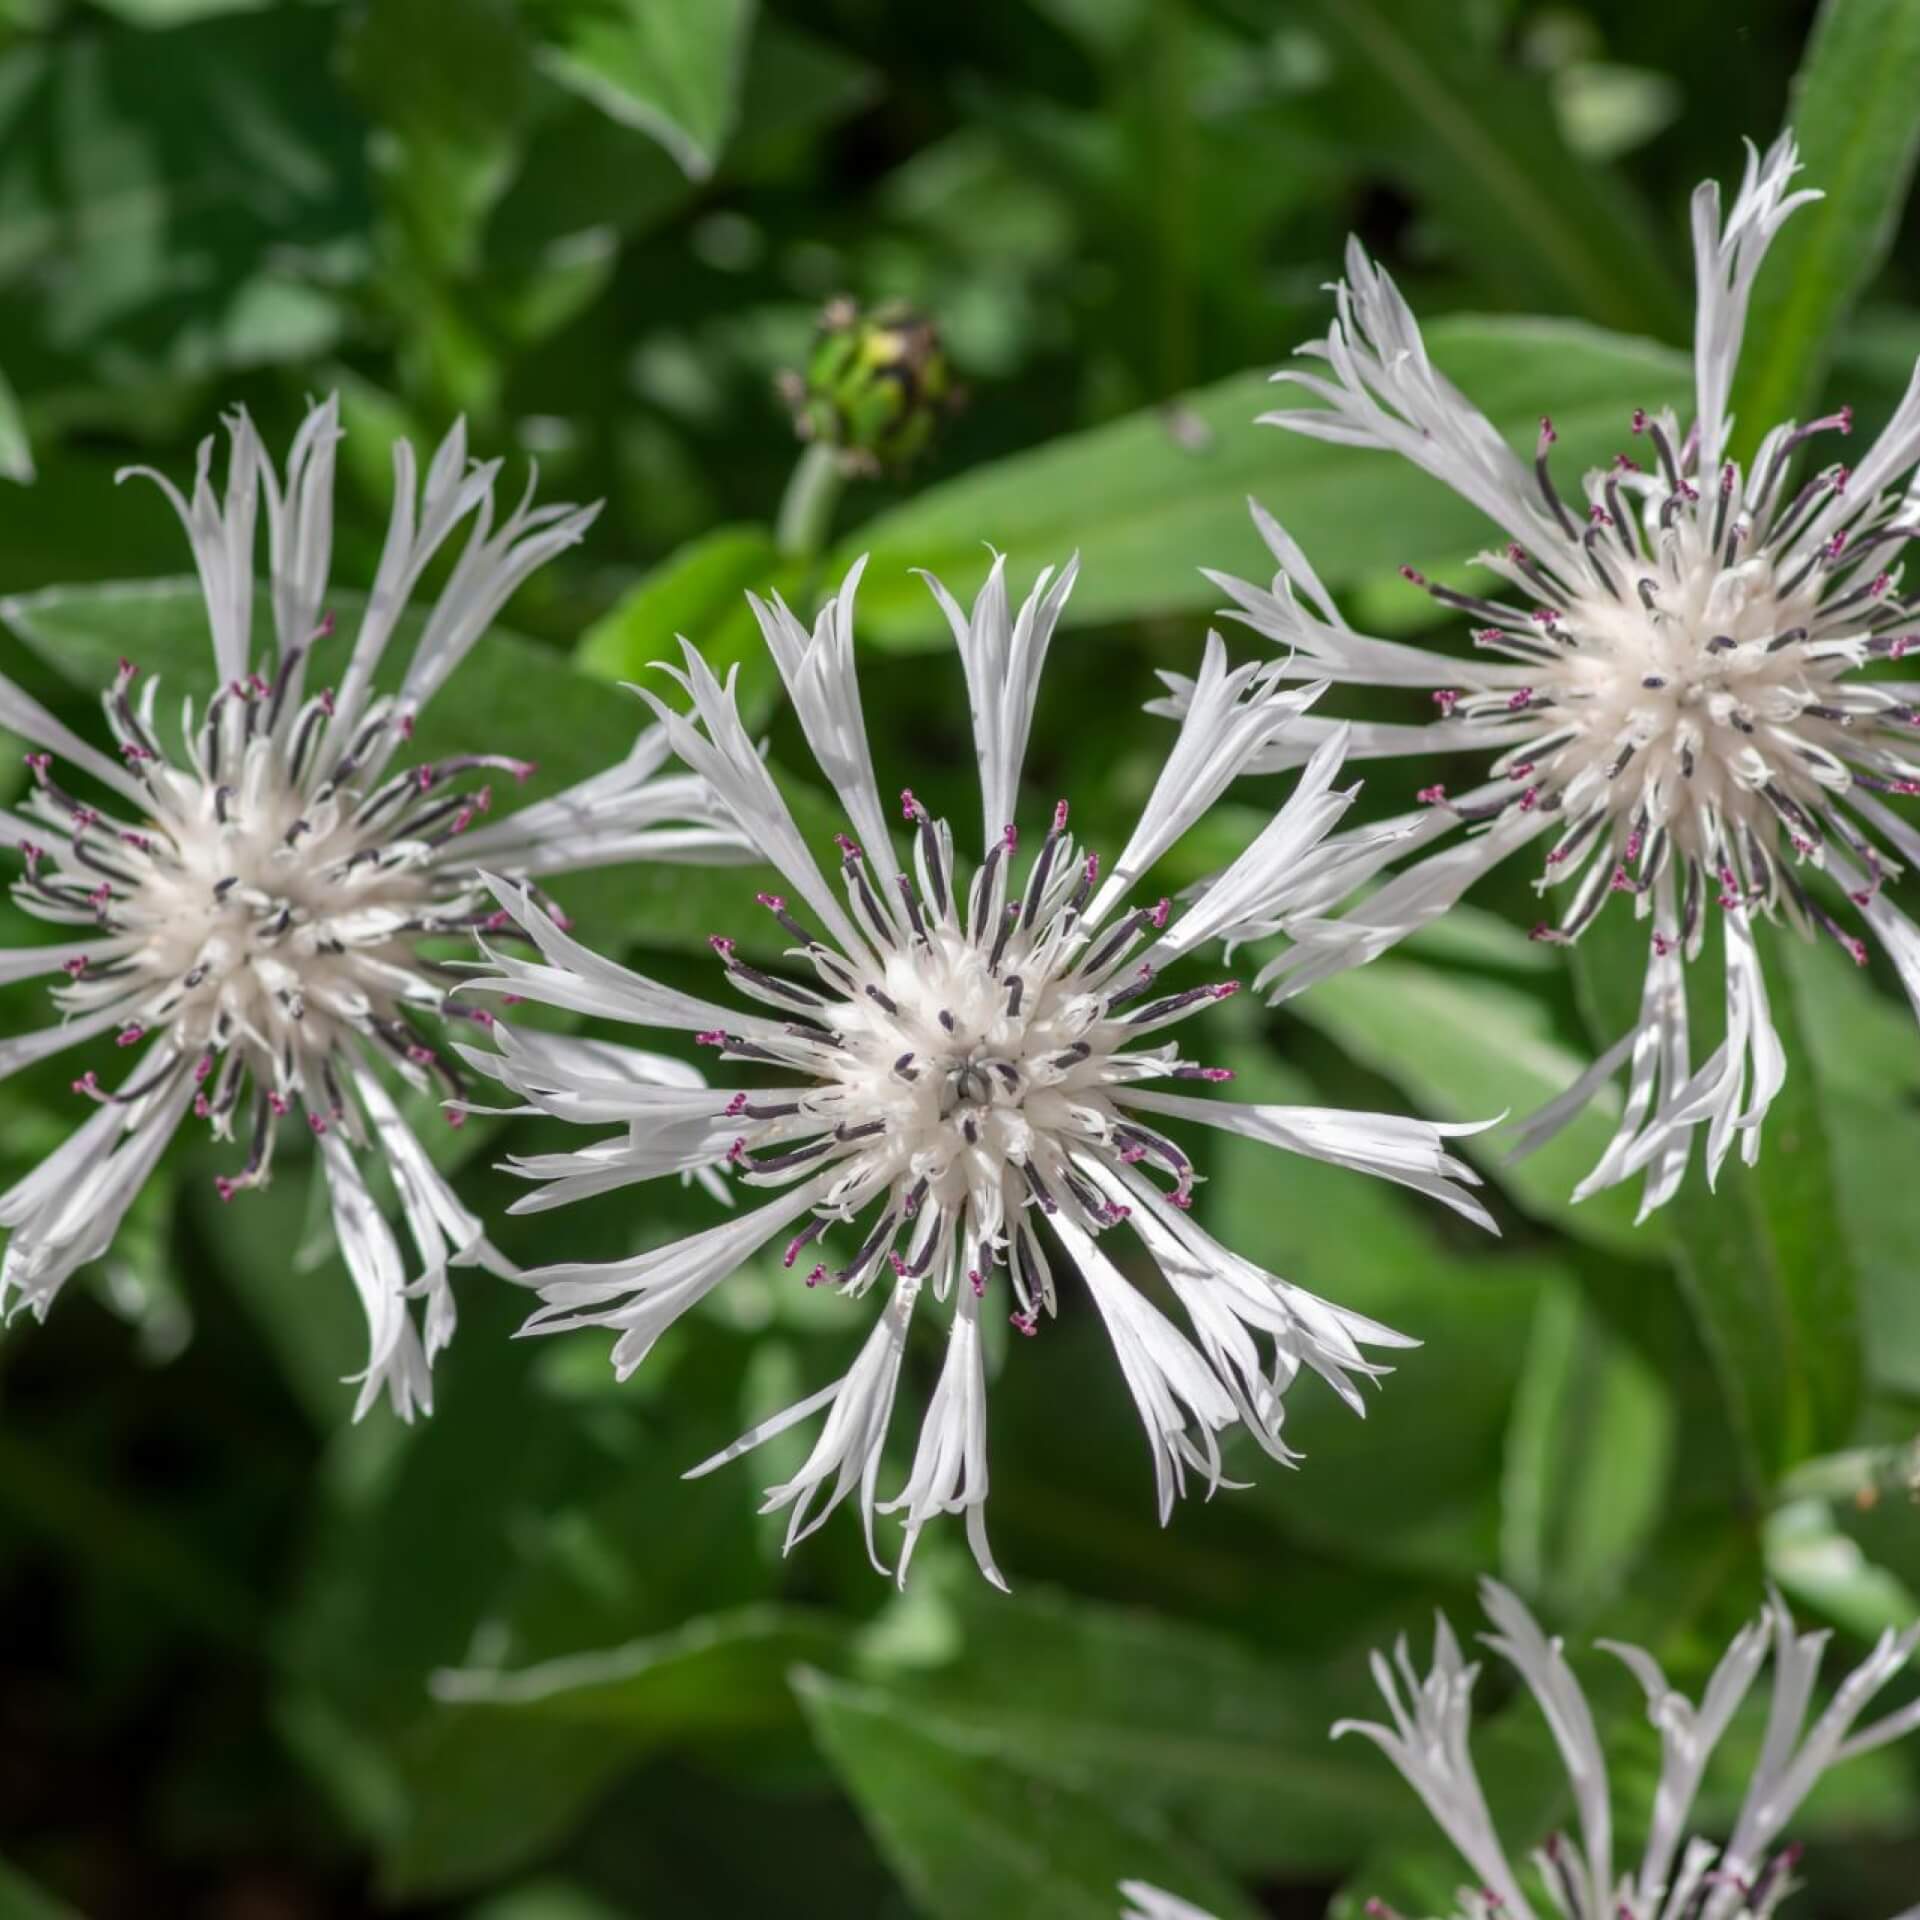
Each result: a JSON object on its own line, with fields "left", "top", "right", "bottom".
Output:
{"left": 1122, "top": 1578, "right": 1920, "bottom": 1920}
{"left": 467, "top": 555, "right": 1495, "bottom": 1586}
{"left": 1194, "top": 136, "right": 1920, "bottom": 1216}
{"left": 0, "top": 399, "right": 743, "bottom": 1418}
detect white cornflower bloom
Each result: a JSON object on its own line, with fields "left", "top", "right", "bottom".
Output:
{"left": 1190, "top": 135, "right": 1920, "bottom": 1216}
{"left": 1122, "top": 1577, "right": 1920, "bottom": 1920}
{"left": 466, "top": 555, "right": 1495, "bottom": 1587}
{"left": 0, "top": 398, "right": 743, "bottom": 1418}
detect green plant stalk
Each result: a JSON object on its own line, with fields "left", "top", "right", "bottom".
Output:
{"left": 775, "top": 440, "right": 846, "bottom": 560}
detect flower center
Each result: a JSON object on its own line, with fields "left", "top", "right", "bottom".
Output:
{"left": 1540, "top": 549, "right": 1829, "bottom": 850}
{"left": 1403, "top": 409, "right": 1920, "bottom": 957}
{"left": 107, "top": 752, "right": 439, "bottom": 1058}
{"left": 17, "top": 656, "right": 527, "bottom": 1188}
{"left": 704, "top": 797, "right": 1235, "bottom": 1318}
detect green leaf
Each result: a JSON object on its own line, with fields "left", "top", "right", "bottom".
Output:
{"left": 85, "top": 0, "right": 267, "bottom": 22}
{"left": 836, "top": 318, "right": 1689, "bottom": 647}
{"left": 796, "top": 1668, "right": 1264, "bottom": 1920}
{"left": 535, "top": 0, "right": 757, "bottom": 181}
{"left": 1500, "top": 1272, "right": 1673, "bottom": 1616}
{"left": 1728, "top": 0, "right": 1920, "bottom": 455}
{"left": 343, "top": 0, "right": 537, "bottom": 282}
{"left": 1781, "top": 937, "right": 1920, "bottom": 1398}
{"left": 1295, "top": 0, "right": 1684, "bottom": 337}
{"left": 0, "top": 1857, "right": 82, "bottom": 1920}
{"left": 490, "top": 18, "right": 876, "bottom": 261}
{"left": 576, "top": 521, "right": 794, "bottom": 723}
{"left": 0, "top": 364, "right": 30, "bottom": 486}
{"left": 381, "top": 1607, "right": 845, "bottom": 1898}
{"left": 0, "top": 12, "right": 366, "bottom": 378}
{"left": 1766, "top": 1496, "right": 1920, "bottom": 1642}
{"left": 861, "top": 1588, "right": 1423, "bottom": 1879}
{"left": 1569, "top": 915, "right": 1862, "bottom": 1490}
{"left": 1202, "top": 1042, "right": 1545, "bottom": 1581}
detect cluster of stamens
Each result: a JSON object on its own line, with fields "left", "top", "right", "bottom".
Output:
{"left": 1361, "top": 1830, "right": 1807, "bottom": 1920}
{"left": 1404, "top": 404, "right": 1919, "bottom": 966}
{"left": 694, "top": 791, "right": 1238, "bottom": 1331}
{"left": 15, "top": 635, "right": 545, "bottom": 1200}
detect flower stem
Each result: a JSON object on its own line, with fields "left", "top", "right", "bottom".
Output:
{"left": 775, "top": 441, "right": 845, "bottom": 560}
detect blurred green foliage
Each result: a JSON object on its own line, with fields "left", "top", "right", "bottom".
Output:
{"left": 0, "top": 2, "right": 1917, "bottom": 1917}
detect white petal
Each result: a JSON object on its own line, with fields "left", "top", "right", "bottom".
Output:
{"left": 1085, "top": 632, "right": 1327, "bottom": 927}
{"left": 918, "top": 552, "right": 1079, "bottom": 853}
{"left": 634, "top": 641, "right": 875, "bottom": 964}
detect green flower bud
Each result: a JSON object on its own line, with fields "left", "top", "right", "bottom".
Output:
{"left": 778, "top": 297, "right": 961, "bottom": 475}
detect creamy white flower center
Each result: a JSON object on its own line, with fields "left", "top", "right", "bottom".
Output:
{"left": 18, "top": 655, "right": 524, "bottom": 1190}
{"left": 104, "top": 757, "right": 438, "bottom": 1058}
{"left": 1532, "top": 549, "right": 1828, "bottom": 850}
{"left": 707, "top": 802, "right": 1233, "bottom": 1320}
{"left": 1411, "top": 412, "right": 1920, "bottom": 956}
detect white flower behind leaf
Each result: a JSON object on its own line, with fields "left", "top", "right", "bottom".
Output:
{"left": 465, "top": 554, "right": 1498, "bottom": 1588}
{"left": 0, "top": 398, "right": 745, "bottom": 1419}
{"left": 1182, "top": 135, "right": 1920, "bottom": 1218}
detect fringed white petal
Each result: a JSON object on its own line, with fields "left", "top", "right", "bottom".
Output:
{"left": 0, "top": 1065, "right": 192, "bottom": 1322}
{"left": 512, "top": 1177, "right": 830, "bottom": 1374}
{"left": 1083, "top": 633, "right": 1325, "bottom": 927}
{"left": 917, "top": 550, "right": 1079, "bottom": 853}
{"left": 878, "top": 1277, "right": 1003, "bottom": 1590}
{"left": 1116, "top": 1086, "right": 1495, "bottom": 1233}
{"left": 634, "top": 641, "right": 875, "bottom": 963}
{"left": 1048, "top": 1210, "right": 1242, "bottom": 1524}
{"left": 118, "top": 411, "right": 262, "bottom": 685}
{"left": 697, "top": 1272, "right": 918, "bottom": 1575}
{"left": 1262, "top": 236, "right": 1550, "bottom": 551}
{"left": 470, "top": 877, "right": 790, "bottom": 1042}
{"left": 1692, "top": 133, "right": 1819, "bottom": 471}
{"left": 748, "top": 554, "right": 906, "bottom": 899}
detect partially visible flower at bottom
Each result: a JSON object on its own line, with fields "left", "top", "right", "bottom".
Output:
{"left": 1120, "top": 1578, "right": 1920, "bottom": 1920}
{"left": 0, "top": 399, "right": 747, "bottom": 1418}
{"left": 465, "top": 553, "right": 1497, "bottom": 1586}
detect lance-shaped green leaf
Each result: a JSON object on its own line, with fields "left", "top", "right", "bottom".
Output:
{"left": 836, "top": 319, "right": 1688, "bottom": 649}
{"left": 1294, "top": 0, "right": 1684, "bottom": 337}
{"left": 381, "top": 1607, "right": 845, "bottom": 1898}
{"left": 854, "top": 1587, "right": 1426, "bottom": 1879}
{"left": 534, "top": 0, "right": 756, "bottom": 181}
{"left": 1729, "top": 0, "right": 1920, "bottom": 457}
{"left": 797, "top": 1668, "right": 1264, "bottom": 1920}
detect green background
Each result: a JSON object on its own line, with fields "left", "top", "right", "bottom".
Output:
{"left": 0, "top": 0, "right": 1917, "bottom": 1915}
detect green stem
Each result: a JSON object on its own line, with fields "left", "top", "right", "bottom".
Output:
{"left": 774, "top": 440, "right": 845, "bottom": 560}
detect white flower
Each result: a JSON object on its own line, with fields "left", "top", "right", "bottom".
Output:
{"left": 1122, "top": 1578, "right": 1920, "bottom": 1920}
{"left": 1188, "top": 135, "right": 1920, "bottom": 1217}
{"left": 0, "top": 398, "right": 744, "bottom": 1419}
{"left": 466, "top": 555, "right": 1495, "bottom": 1587}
